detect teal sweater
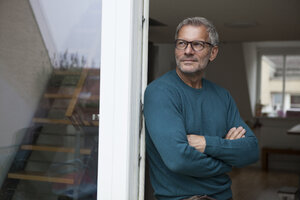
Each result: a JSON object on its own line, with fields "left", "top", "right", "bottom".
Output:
{"left": 144, "top": 70, "right": 259, "bottom": 200}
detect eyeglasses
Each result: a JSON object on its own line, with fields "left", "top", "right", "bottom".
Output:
{"left": 175, "top": 39, "right": 214, "bottom": 51}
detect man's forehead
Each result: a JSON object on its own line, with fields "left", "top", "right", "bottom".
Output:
{"left": 179, "top": 24, "right": 208, "bottom": 32}
{"left": 177, "top": 25, "right": 209, "bottom": 39}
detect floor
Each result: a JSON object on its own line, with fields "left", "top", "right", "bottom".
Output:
{"left": 145, "top": 165, "right": 300, "bottom": 200}
{"left": 230, "top": 167, "right": 299, "bottom": 200}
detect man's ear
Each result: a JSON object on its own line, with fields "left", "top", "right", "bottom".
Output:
{"left": 209, "top": 46, "right": 219, "bottom": 61}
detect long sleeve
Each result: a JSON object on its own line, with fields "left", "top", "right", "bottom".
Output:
{"left": 144, "top": 86, "right": 232, "bottom": 178}
{"left": 204, "top": 92, "right": 259, "bottom": 167}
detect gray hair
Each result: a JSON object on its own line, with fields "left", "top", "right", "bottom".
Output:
{"left": 175, "top": 17, "right": 219, "bottom": 46}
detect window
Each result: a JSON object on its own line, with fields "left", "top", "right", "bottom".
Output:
{"left": 258, "top": 53, "right": 300, "bottom": 117}
{"left": 291, "top": 95, "right": 300, "bottom": 108}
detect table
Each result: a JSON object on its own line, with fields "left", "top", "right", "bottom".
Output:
{"left": 287, "top": 124, "right": 300, "bottom": 135}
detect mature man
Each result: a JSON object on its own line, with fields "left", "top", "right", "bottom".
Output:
{"left": 144, "top": 17, "right": 259, "bottom": 200}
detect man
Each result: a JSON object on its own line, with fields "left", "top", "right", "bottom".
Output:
{"left": 144, "top": 17, "right": 259, "bottom": 200}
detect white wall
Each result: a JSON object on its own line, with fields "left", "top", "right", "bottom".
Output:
{"left": 243, "top": 43, "right": 257, "bottom": 116}
{"left": 0, "top": 0, "right": 52, "bottom": 186}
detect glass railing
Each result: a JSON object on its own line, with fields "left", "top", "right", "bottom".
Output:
{"left": 0, "top": 0, "right": 101, "bottom": 199}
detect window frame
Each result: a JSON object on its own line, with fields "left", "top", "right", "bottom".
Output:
{"left": 257, "top": 47, "right": 300, "bottom": 117}
{"left": 98, "top": 0, "right": 149, "bottom": 199}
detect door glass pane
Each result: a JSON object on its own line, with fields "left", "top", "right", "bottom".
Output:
{"left": 0, "top": 0, "right": 101, "bottom": 199}
{"left": 285, "top": 55, "right": 300, "bottom": 117}
{"left": 260, "top": 55, "right": 284, "bottom": 117}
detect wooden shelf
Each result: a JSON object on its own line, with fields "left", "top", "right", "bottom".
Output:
{"left": 8, "top": 171, "right": 74, "bottom": 184}
{"left": 21, "top": 145, "right": 91, "bottom": 155}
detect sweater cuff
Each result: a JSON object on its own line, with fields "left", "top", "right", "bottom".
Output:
{"left": 204, "top": 135, "right": 221, "bottom": 157}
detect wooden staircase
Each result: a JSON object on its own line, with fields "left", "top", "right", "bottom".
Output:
{"left": 0, "top": 68, "right": 99, "bottom": 200}
{"left": 8, "top": 171, "right": 74, "bottom": 184}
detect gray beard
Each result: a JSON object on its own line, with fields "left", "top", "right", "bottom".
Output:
{"left": 176, "top": 60, "right": 210, "bottom": 75}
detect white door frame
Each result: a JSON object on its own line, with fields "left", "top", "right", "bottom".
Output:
{"left": 98, "top": 0, "right": 149, "bottom": 199}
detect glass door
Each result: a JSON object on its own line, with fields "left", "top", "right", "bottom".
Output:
{"left": 0, "top": 0, "right": 101, "bottom": 199}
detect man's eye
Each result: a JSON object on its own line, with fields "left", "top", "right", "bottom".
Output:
{"left": 178, "top": 41, "right": 186, "bottom": 46}
{"left": 192, "top": 42, "right": 204, "bottom": 47}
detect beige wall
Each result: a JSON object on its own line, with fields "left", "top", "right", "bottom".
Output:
{"left": 0, "top": 0, "right": 52, "bottom": 186}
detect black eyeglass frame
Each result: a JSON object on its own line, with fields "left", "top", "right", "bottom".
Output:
{"left": 175, "top": 39, "right": 214, "bottom": 52}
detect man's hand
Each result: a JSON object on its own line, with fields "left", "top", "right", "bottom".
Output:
{"left": 187, "top": 135, "right": 206, "bottom": 153}
{"left": 187, "top": 127, "right": 246, "bottom": 152}
{"left": 225, "top": 126, "right": 246, "bottom": 140}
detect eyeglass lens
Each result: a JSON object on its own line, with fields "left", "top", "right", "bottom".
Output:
{"left": 175, "top": 40, "right": 208, "bottom": 51}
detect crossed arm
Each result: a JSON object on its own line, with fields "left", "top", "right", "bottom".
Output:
{"left": 144, "top": 87, "right": 232, "bottom": 178}
{"left": 144, "top": 86, "right": 259, "bottom": 178}
{"left": 187, "top": 126, "right": 246, "bottom": 153}
{"left": 187, "top": 95, "right": 259, "bottom": 168}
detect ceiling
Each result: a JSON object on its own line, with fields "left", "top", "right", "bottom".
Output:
{"left": 149, "top": 0, "right": 300, "bottom": 43}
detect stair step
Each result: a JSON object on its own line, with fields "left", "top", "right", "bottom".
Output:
{"left": 33, "top": 118, "right": 72, "bottom": 125}
{"left": 38, "top": 132, "right": 97, "bottom": 137}
{"left": 21, "top": 145, "right": 91, "bottom": 155}
{"left": 15, "top": 159, "right": 79, "bottom": 166}
{"left": 8, "top": 171, "right": 74, "bottom": 184}
{"left": 33, "top": 118, "right": 99, "bottom": 126}
{"left": 44, "top": 94, "right": 73, "bottom": 99}
{"left": 53, "top": 69, "right": 81, "bottom": 75}
{"left": 44, "top": 93, "right": 99, "bottom": 100}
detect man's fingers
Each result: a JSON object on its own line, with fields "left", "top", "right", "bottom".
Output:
{"left": 226, "top": 126, "right": 246, "bottom": 140}
{"left": 233, "top": 128, "right": 246, "bottom": 139}
{"left": 227, "top": 127, "right": 241, "bottom": 139}
{"left": 230, "top": 126, "right": 244, "bottom": 139}
{"left": 225, "top": 127, "right": 236, "bottom": 139}
{"left": 187, "top": 134, "right": 196, "bottom": 145}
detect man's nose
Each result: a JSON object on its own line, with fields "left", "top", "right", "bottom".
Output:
{"left": 184, "top": 43, "right": 195, "bottom": 54}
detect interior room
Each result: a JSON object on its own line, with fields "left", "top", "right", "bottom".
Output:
{"left": 145, "top": 0, "right": 300, "bottom": 199}
{"left": 0, "top": 0, "right": 300, "bottom": 199}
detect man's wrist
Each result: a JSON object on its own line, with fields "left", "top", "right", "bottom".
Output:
{"left": 187, "top": 135, "right": 206, "bottom": 153}
{"left": 196, "top": 136, "right": 206, "bottom": 153}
